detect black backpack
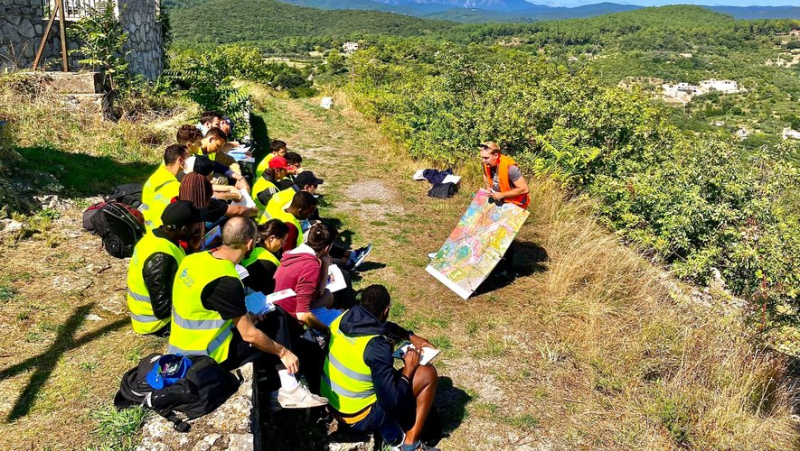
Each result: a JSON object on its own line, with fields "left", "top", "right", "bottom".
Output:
{"left": 114, "top": 353, "right": 242, "bottom": 432}
{"left": 89, "top": 202, "right": 146, "bottom": 258}
{"left": 105, "top": 183, "right": 143, "bottom": 208}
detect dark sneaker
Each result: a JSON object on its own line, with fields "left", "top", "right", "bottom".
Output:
{"left": 352, "top": 243, "right": 372, "bottom": 269}
{"left": 392, "top": 443, "right": 440, "bottom": 451}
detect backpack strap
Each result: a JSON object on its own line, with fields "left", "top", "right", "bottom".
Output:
{"left": 156, "top": 407, "right": 191, "bottom": 433}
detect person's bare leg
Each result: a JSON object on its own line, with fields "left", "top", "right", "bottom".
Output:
{"left": 404, "top": 365, "right": 438, "bottom": 446}
{"left": 310, "top": 289, "right": 333, "bottom": 309}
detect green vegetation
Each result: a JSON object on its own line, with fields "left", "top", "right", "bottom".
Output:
{"left": 89, "top": 406, "right": 150, "bottom": 450}
{"left": 169, "top": 0, "right": 453, "bottom": 46}
{"left": 345, "top": 37, "right": 800, "bottom": 324}
{"left": 68, "top": 0, "right": 130, "bottom": 92}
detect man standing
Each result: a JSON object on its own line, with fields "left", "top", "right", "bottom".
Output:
{"left": 127, "top": 201, "right": 203, "bottom": 335}
{"left": 479, "top": 141, "right": 530, "bottom": 276}
{"left": 322, "top": 285, "right": 441, "bottom": 451}
{"left": 142, "top": 144, "right": 188, "bottom": 230}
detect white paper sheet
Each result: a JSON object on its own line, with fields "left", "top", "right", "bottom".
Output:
{"left": 231, "top": 189, "right": 256, "bottom": 208}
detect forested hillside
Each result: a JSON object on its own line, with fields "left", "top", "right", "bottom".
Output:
{"left": 168, "top": 0, "right": 455, "bottom": 45}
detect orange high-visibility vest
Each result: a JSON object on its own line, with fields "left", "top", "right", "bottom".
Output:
{"left": 484, "top": 154, "right": 530, "bottom": 209}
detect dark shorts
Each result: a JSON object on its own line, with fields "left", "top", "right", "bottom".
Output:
{"left": 350, "top": 400, "right": 415, "bottom": 446}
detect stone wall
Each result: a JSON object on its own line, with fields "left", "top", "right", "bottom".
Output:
{"left": 0, "top": 0, "right": 163, "bottom": 80}
{"left": 0, "top": 1, "right": 82, "bottom": 72}
{"left": 119, "top": 0, "right": 163, "bottom": 80}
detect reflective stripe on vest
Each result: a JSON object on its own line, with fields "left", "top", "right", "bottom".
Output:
{"left": 167, "top": 325, "right": 233, "bottom": 357}
{"left": 141, "top": 165, "right": 180, "bottom": 229}
{"left": 253, "top": 176, "right": 278, "bottom": 212}
{"left": 168, "top": 251, "right": 241, "bottom": 364}
{"left": 241, "top": 246, "right": 281, "bottom": 269}
{"left": 126, "top": 232, "right": 185, "bottom": 335}
{"left": 131, "top": 312, "right": 160, "bottom": 323}
{"left": 321, "top": 313, "right": 379, "bottom": 414}
{"left": 483, "top": 154, "right": 530, "bottom": 210}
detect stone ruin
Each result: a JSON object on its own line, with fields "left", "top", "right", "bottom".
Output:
{"left": 0, "top": 0, "right": 163, "bottom": 80}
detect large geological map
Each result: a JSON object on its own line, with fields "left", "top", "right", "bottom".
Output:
{"left": 426, "top": 189, "right": 530, "bottom": 299}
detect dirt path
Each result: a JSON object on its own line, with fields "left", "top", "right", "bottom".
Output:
{"left": 0, "top": 90, "right": 783, "bottom": 450}
{"left": 263, "top": 95, "right": 556, "bottom": 449}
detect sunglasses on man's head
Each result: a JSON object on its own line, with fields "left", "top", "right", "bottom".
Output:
{"left": 479, "top": 144, "right": 491, "bottom": 150}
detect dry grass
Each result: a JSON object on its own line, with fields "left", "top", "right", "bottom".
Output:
{"left": 0, "top": 74, "right": 188, "bottom": 448}
{"left": 262, "top": 89, "right": 798, "bottom": 449}
{"left": 0, "top": 79, "right": 794, "bottom": 449}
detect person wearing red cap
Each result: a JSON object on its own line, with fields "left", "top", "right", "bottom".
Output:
{"left": 253, "top": 156, "right": 292, "bottom": 223}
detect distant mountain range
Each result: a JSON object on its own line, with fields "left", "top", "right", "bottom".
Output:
{"left": 276, "top": 0, "right": 800, "bottom": 21}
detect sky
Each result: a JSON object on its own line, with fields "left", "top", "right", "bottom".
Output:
{"left": 536, "top": 0, "right": 800, "bottom": 6}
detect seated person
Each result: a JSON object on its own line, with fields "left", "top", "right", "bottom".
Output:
{"left": 142, "top": 144, "right": 188, "bottom": 230}
{"left": 322, "top": 285, "right": 440, "bottom": 451}
{"left": 241, "top": 219, "right": 288, "bottom": 295}
{"left": 268, "top": 171, "right": 370, "bottom": 269}
{"left": 265, "top": 170, "right": 323, "bottom": 221}
{"left": 168, "top": 217, "right": 327, "bottom": 409}
{"left": 273, "top": 222, "right": 340, "bottom": 332}
{"left": 279, "top": 151, "right": 303, "bottom": 190}
{"left": 184, "top": 155, "right": 244, "bottom": 202}
{"left": 197, "top": 110, "right": 223, "bottom": 136}
{"left": 255, "top": 139, "right": 288, "bottom": 178}
{"left": 201, "top": 127, "right": 249, "bottom": 193}
{"left": 274, "top": 191, "right": 318, "bottom": 252}
{"left": 253, "top": 156, "right": 291, "bottom": 219}
{"left": 179, "top": 172, "right": 257, "bottom": 228}
{"left": 127, "top": 201, "right": 204, "bottom": 335}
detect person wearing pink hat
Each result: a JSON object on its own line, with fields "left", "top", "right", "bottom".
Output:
{"left": 253, "top": 156, "right": 293, "bottom": 219}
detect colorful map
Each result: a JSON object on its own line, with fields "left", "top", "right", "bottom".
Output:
{"left": 426, "top": 189, "right": 530, "bottom": 299}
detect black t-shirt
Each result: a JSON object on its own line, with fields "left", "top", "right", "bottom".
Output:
{"left": 206, "top": 198, "right": 229, "bottom": 223}
{"left": 200, "top": 276, "right": 246, "bottom": 320}
{"left": 243, "top": 259, "right": 279, "bottom": 295}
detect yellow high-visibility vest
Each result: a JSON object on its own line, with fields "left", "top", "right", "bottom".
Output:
{"left": 168, "top": 251, "right": 242, "bottom": 364}
{"left": 272, "top": 208, "right": 303, "bottom": 248}
{"left": 126, "top": 232, "right": 185, "bottom": 334}
{"left": 255, "top": 153, "right": 276, "bottom": 178}
{"left": 252, "top": 176, "right": 279, "bottom": 225}
{"left": 265, "top": 187, "right": 295, "bottom": 221}
{"left": 321, "top": 313, "right": 379, "bottom": 414}
{"left": 141, "top": 165, "right": 180, "bottom": 230}
{"left": 241, "top": 246, "right": 281, "bottom": 269}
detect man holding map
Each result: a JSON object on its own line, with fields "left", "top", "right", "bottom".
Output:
{"left": 479, "top": 141, "right": 530, "bottom": 277}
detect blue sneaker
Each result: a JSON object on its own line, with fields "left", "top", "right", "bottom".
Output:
{"left": 353, "top": 243, "right": 372, "bottom": 269}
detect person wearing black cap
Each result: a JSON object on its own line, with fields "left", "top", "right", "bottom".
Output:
{"left": 267, "top": 170, "right": 371, "bottom": 269}
{"left": 264, "top": 170, "right": 325, "bottom": 221}
{"left": 126, "top": 201, "right": 206, "bottom": 335}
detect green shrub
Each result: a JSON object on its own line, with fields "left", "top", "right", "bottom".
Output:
{"left": 348, "top": 42, "right": 800, "bottom": 324}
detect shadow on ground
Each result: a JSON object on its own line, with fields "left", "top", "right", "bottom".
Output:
{"left": 435, "top": 376, "right": 472, "bottom": 436}
{"left": 258, "top": 375, "right": 471, "bottom": 450}
{"left": 15, "top": 145, "right": 156, "bottom": 197}
{"left": 474, "top": 241, "right": 549, "bottom": 296}
{"left": 0, "top": 302, "right": 127, "bottom": 422}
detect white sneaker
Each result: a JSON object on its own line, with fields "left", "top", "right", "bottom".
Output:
{"left": 277, "top": 385, "right": 328, "bottom": 409}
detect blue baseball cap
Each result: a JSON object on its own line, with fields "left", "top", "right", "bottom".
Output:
{"left": 146, "top": 354, "right": 193, "bottom": 389}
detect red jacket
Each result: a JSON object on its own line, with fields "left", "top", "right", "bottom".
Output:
{"left": 273, "top": 244, "right": 320, "bottom": 320}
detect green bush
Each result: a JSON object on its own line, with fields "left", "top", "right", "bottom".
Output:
{"left": 348, "top": 41, "right": 800, "bottom": 324}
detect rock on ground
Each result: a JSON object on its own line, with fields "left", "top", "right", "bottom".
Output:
{"left": 137, "top": 364, "right": 255, "bottom": 451}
